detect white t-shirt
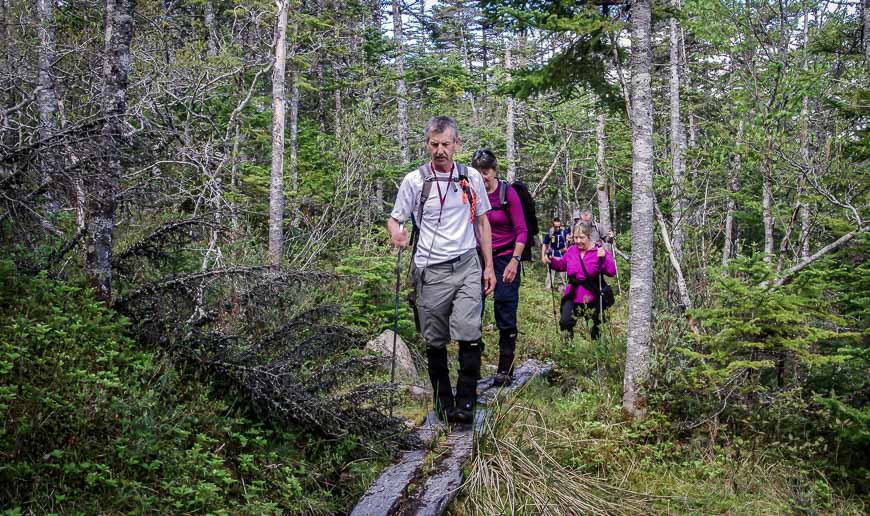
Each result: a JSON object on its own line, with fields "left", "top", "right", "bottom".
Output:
{"left": 391, "top": 163, "right": 491, "bottom": 268}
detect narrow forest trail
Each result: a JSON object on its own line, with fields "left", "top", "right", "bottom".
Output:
{"left": 352, "top": 262, "right": 632, "bottom": 515}
{"left": 351, "top": 360, "right": 554, "bottom": 516}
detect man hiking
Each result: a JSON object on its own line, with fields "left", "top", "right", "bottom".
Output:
{"left": 542, "top": 217, "right": 569, "bottom": 289}
{"left": 387, "top": 116, "right": 495, "bottom": 424}
{"left": 575, "top": 209, "right": 614, "bottom": 246}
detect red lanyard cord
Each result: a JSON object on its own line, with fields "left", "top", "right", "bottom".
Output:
{"left": 433, "top": 165, "right": 454, "bottom": 224}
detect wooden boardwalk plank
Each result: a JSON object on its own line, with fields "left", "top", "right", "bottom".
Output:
{"left": 351, "top": 359, "right": 552, "bottom": 516}
{"left": 349, "top": 449, "right": 427, "bottom": 516}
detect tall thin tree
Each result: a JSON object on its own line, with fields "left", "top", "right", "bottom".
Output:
{"left": 36, "top": 0, "right": 59, "bottom": 214}
{"left": 87, "top": 0, "right": 134, "bottom": 302}
{"left": 204, "top": 1, "right": 218, "bottom": 57}
{"left": 505, "top": 34, "right": 516, "bottom": 181}
{"left": 722, "top": 119, "right": 743, "bottom": 267}
{"left": 595, "top": 113, "right": 611, "bottom": 233}
{"left": 864, "top": 0, "right": 869, "bottom": 72}
{"left": 269, "top": 0, "right": 290, "bottom": 267}
{"left": 798, "top": 6, "right": 811, "bottom": 260}
{"left": 393, "top": 0, "right": 409, "bottom": 166}
{"left": 669, "top": 0, "right": 687, "bottom": 265}
{"left": 623, "top": 0, "right": 654, "bottom": 420}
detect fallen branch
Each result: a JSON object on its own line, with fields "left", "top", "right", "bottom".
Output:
{"left": 654, "top": 200, "right": 699, "bottom": 334}
{"left": 773, "top": 224, "right": 869, "bottom": 287}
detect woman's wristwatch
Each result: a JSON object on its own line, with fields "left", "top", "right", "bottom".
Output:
{"left": 512, "top": 255, "right": 522, "bottom": 263}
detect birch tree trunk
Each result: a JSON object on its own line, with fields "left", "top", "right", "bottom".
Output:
{"left": 87, "top": 0, "right": 134, "bottom": 302}
{"left": 333, "top": 5, "right": 342, "bottom": 142}
{"left": 864, "top": 0, "right": 870, "bottom": 72}
{"left": 36, "top": 0, "right": 59, "bottom": 212}
{"left": 722, "top": 119, "right": 742, "bottom": 267}
{"left": 393, "top": 0, "right": 409, "bottom": 165}
{"left": 505, "top": 35, "right": 516, "bottom": 182}
{"left": 595, "top": 114, "right": 611, "bottom": 234}
{"left": 204, "top": 1, "right": 218, "bottom": 57}
{"left": 316, "top": 0, "right": 326, "bottom": 134}
{"left": 289, "top": 63, "right": 299, "bottom": 195}
{"left": 798, "top": 9, "right": 811, "bottom": 260}
{"left": 623, "top": 0, "right": 654, "bottom": 421}
{"left": 669, "top": 0, "right": 687, "bottom": 265}
{"left": 762, "top": 141, "right": 774, "bottom": 262}
{"left": 269, "top": 0, "right": 289, "bottom": 268}
{"left": 288, "top": 24, "right": 300, "bottom": 228}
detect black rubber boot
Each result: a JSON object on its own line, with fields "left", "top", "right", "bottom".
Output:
{"left": 453, "top": 340, "right": 482, "bottom": 424}
{"left": 493, "top": 328, "right": 517, "bottom": 387}
{"left": 426, "top": 347, "right": 454, "bottom": 421}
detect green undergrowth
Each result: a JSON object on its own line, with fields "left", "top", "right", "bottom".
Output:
{"left": 0, "top": 260, "right": 387, "bottom": 514}
{"left": 458, "top": 263, "right": 866, "bottom": 515}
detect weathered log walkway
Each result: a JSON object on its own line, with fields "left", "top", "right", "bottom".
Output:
{"left": 351, "top": 359, "right": 553, "bottom": 516}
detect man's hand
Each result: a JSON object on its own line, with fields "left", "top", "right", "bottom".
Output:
{"left": 387, "top": 218, "right": 409, "bottom": 248}
{"left": 392, "top": 228, "right": 409, "bottom": 248}
{"left": 503, "top": 258, "right": 519, "bottom": 284}
{"left": 483, "top": 265, "right": 496, "bottom": 296}
{"left": 541, "top": 254, "right": 551, "bottom": 265}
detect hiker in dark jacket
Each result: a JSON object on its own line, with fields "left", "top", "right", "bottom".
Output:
{"left": 388, "top": 116, "right": 495, "bottom": 424}
{"left": 544, "top": 222, "right": 616, "bottom": 340}
{"left": 472, "top": 149, "right": 528, "bottom": 386}
{"left": 542, "top": 217, "right": 569, "bottom": 289}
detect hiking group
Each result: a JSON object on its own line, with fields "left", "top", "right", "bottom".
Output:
{"left": 388, "top": 116, "right": 617, "bottom": 424}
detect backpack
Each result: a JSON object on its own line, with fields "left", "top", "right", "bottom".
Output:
{"left": 492, "top": 179, "right": 539, "bottom": 261}
{"left": 546, "top": 227, "right": 567, "bottom": 253}
{"left": 408, "top": 163, "right": 472, "bottom": 257}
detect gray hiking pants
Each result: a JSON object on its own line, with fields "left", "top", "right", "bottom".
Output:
{"left": 415, "top": 249, "right": 483, "bottom": 349}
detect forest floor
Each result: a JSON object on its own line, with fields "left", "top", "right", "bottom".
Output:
{"left": 3, "top": 259, "right": 865, "bottom": 514}
{"left": 407, "top": 263, "right": 868, "bottom": 515}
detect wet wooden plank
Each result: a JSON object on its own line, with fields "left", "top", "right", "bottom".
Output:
{"left": 352, "top": 359, "right": 552, "bottom": 516}
{"left": 404, "top": 409, "right": 488, "bottom": 516}
{"left": 349, "top": 449, "right": 427, "bottom": 516}
{"left": 478, "top": 359, "right": 554, "bottom": 406}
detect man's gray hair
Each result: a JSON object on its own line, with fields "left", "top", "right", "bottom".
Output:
{"left": 580, "top": 209, "right": 593, "bottom": 218}
{"left": 573, "top": 222, "right": 594, "bottom": 238}
{"left": 423, "top": 116, "right": 460, "bottom": 143}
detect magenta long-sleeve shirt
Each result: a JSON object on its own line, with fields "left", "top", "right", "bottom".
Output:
{"left": 486, "top": 184, "right": 528, "bottom": 256}
{"left": 549, "top": 245, "right": 617, "bottom": 304}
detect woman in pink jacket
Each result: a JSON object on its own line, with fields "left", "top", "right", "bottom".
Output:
{"left": 542, "top": 222, "right": 616, "bottom": 340}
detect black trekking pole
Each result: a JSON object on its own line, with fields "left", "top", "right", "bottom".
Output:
{"left": 600, "top": 255, "right": 615, "bottom": 346}
{"left": 388, "top": 224, "right": 405, "bottom": 419}
{"left": 547, "top": 265, "right": 558, "bottom": 324}
{"left": 598, "top": 263, "right": 604, "bottom": 316}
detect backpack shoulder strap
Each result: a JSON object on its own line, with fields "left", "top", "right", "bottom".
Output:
{"left": 500, "top": 180, "right": 515, "bottom": 231}
{"left": 499, "top": 180, "right": 508, "bottom": 208}
{"left": 416, "top": 163, "right": 434, "bottom": 224}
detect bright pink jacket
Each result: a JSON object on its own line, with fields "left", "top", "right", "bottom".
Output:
{"left": 549, "top": 244, "right": 616, "bottom": 304}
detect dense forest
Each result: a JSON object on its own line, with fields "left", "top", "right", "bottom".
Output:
{"left": 1, "top": 0, "right": 867, "bottom": 513}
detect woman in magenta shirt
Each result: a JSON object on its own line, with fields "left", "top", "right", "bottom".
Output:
{"left": 472, "top": 149, "right": 528, "bottom": 386}
{"left": 543, "top": 222, "right": 616, "bottom": 340}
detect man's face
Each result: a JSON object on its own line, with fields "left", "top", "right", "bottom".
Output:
{"left": 553, "top": 221, "right": 561, "bottom": 231}
{"left": 427, "top": 129, "right": 458, "bottom": 170}
{"left": 581, "top": 213, "right": 592, "bottom": 222}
